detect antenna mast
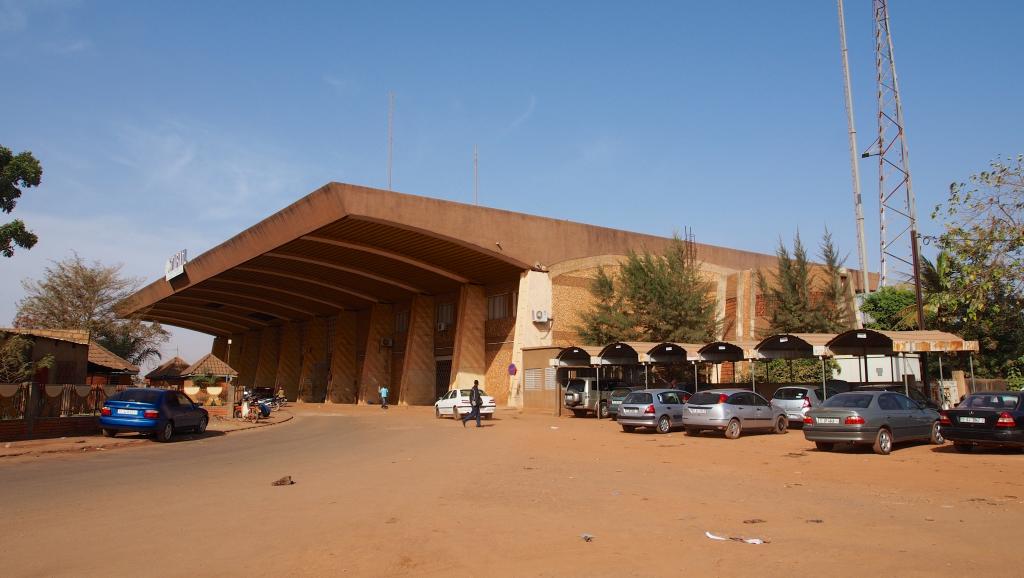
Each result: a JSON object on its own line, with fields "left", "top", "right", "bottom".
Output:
{"left": 837, "top": 0, "right": 870, "bottom": 310}
{"left": 387, "top": 91, "right": 394, "bottom": 191}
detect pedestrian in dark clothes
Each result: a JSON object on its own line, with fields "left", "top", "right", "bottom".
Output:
{"left": 462, "top": 380, "right": 483, "bottom": 428}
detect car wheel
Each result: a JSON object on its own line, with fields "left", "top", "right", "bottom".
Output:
{"left": 621, "top": 425, "right": 635, "bottom": 433}
{"left": 814, "top": 441, "right": 834, "bottom": 452}
{"left": 571, "top": 410, "right": 585, "bottom": 418}
{"left": 656, "top": 415, "right": 671, "bottom": 434}
{"left": 435, "top": 406, "right": 441, "bottom": 419}
{"left": 724, "top": 418, "right": 742, "bottom": 439}
{"left": 155, "top": 421, "right": 174, "bottom": 443}
{"left": 872, "top": 428, "right": 892, "bottom": 455}
{"left": 954, "top": 442, "right": 973, "bottom": 453}
{"left": 685, "top": 427, "right": 701, "bottom": 436}
{"left": 101, "top": 428, "right": 117, "bottom": 438}
{"left": 599, "top": 403, "right": 609, "bottom": 419}
{"left": 929, "top": 420, "right": 944, "bottom": 444}
{"left": 196, "top": 416, "right": 208, "bottom": 434}
{"left": 484, "top": 413, "right": 492, "bottom": 419}
{"left": 453, "top": 408, "right": 461, "bottom": 420}
{"left": 773, "top": 415, "right": 788, "bottom": 434}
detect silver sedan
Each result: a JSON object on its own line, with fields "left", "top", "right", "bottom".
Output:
{"left": 802, "top": 390, "right": 942, "bottom": 455}
{"left": 617, "top": 389, "right": 691, "bottom": 434}
{"left": 682, "top": 388, "right": 788, "bottom": 439}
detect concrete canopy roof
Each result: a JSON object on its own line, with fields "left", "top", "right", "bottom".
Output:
{"left": 116, "top": 182, "right": 831, "bottom": 336}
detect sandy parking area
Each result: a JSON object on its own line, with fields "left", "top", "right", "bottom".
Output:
{"left": 1, "top": 405, "right": 1020, "bottom": 577}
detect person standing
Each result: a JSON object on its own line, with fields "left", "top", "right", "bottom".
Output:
{"left": 461, "top": 380, "right": 483, "bottom": 428}
{"left": 379, "top": 384, "right": 389, "bottom": 409}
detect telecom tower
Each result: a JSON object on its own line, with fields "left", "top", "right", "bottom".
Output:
{"left": 865, "top": 0, "right": 926, "bottom": 330}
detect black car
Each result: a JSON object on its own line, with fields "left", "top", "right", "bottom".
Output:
{"left": 941, "top": 391, "right": 1024, "bottom": 452}
{"left": 852, "top": 383, "right": 938, "bottom": 410}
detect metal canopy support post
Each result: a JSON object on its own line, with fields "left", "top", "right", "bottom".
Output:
{"left": 692, "top": 361, "right": 698, "bottom": 392}
{"left": 821, "top": 357, "right": 827, "bottom": 389}
{"left": 968, "top": 354, "right": 976, "bottom": 393}
{"left": 751, "top": 360, "right": 756, "bottom": 392}
{"left": 595, "top": 364, "right": 601, "bottom": 420}
{"left": 644, "top": 363, "right": 649, "bottom": 388}
{"left": 901, "top": 353, "right": 909, "bottom": 397}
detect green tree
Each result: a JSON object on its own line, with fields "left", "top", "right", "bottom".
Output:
{"left": 861, "top": 286, "right": 916, "bottom": 330}
{"left": 758, "top": 231, "right": 855, "bottom": 335}
{"left": 0, "top": 145, "right": 43, "bottom": 257}
{"left": 931, "top": 155, "right": 1024, "bottom": 377}
{"left": 576, "top": 235, "right": 719, "bottom": 344}
{"left": 14, "top": 254, "right": 169, "bottom": 366}
{"left": 0, "top": 334, "right": 54, "bottom": 383}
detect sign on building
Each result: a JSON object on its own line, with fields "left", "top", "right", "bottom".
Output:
{"left": 165, "top": 249, "right": 188, "bottom": 281}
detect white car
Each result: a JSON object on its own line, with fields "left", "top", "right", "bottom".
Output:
{"left": 435, "top": 388, "right": 496, "bottom": 419}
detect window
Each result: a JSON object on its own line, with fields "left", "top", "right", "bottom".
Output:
{"left": 177, "top": 393, "right": 194, "bottom": 406}
{"left": 752, "top": 394, "right": 770, "bottom": 407}
{"left": 878, "top": 394, "right": 900, "bottom": 411}
{"left": 437, "top": 303, "right": 454, "bottom": 324}
{"left": 623, "top": 392, "right": 653, "bottom": 405}
{"left": 821, "top": 394, "right": 872, "bottom": 409}
{"left": 894, "top": 395, "right": 918, "bottom": 410}
{"left": 729, "top": 393, "right": 754, "bottom": 406}
{"left": 487, "top": 293, "right": 510, "bottom": 320}
{"left": 660, "top": 392, "right": 681, "bottom": 405}
{"left": 395, "top": 310, "right": 409, "bottom": 333}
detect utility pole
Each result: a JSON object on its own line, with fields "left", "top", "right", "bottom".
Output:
{"left": 866, "top": 0, "right": 929, "bottom": 391}
{"left": 473, "top": 145, "right": 479, "bottom": 205}
{"left": 837, "top": 0, "right": 870, "bottom": 322}
{"left": 387, "top": 91, "right": 394, "bottom": 191}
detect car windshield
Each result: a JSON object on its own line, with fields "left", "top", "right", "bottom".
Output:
{"left": 773, "top": 388, "right": 810, "bottom": 400}
{"left": 960, "top": 393, "right": 1020, "bottom": 410}
{"left": 689, "top": 392, "right": 724, "bottom": 405}
{"left": 611, "top": 388, "right": 632, "bottom": 398}
{"left": 109, "top": 389, "right": 162, "bottom": 404}
{"left": 622, "top": 392, "right": 652, "bottom": 404}
{"left": 821, "top": 394, "right": 873, "bottom": 409}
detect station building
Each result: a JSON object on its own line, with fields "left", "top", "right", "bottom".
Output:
{"left": 118, "top": 183, "right": 869, "bottom": 409}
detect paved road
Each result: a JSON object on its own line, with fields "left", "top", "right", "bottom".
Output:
{"left": 3, "top": 406, "right": 1022, "bottom": 577}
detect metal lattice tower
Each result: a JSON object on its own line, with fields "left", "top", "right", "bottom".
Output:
{"left": 868, "top": 0, "right": 922, "bottom": 291}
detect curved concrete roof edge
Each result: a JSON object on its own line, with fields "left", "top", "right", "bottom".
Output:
{"left": 118, "top": 182, "right": 848, "bottom": 318}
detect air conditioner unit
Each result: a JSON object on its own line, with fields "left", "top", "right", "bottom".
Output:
{"left": 380, "top": 337, "right": 394, "bottom": 347}
{"left": 532, "top": 310, "right": 550, "bottom": 323}
{"left": 436, "top": 322, "right": 449, "bottom": 332}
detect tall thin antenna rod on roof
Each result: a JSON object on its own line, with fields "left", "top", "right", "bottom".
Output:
{"left": 837, "top": 0, "right": 870, "bottom": 321}
{"left": 473, "top": 145, "right": 479, "bottom": 205}
{"left": 387, "top": 91, "right": 394, "bottom": 191}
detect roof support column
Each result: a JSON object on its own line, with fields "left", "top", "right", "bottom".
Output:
{"left": 212, "top": 336, "right": 228, "bottom": 361}
{"left": 275, "top": 322, "right": 302, "bottom": 401}
{"left": 359, "top": 304, "right": 394, "bottom": 403}
{"left": 254, "top": 327, "right": 280, "bottom": 389}
{"left": 450, "top": 284, "right": 486, "bottom": 390}
{"left": 298, "top": 318, "right": 329, "bottom": 402}
{"left": 398, "top": 295, "right": 436, "bottom": 405}
{"left": 237, "top": 330, "right": 261, "bottom": 389}
{"left": 328, "top": 312, "right": 358, "bottom": 403}
{"left": 510, "top": 270, "right": 552, "bottom": 408}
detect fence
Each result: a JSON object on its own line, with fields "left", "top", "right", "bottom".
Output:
{"left": 0, "top": 383, "right": 134, "bottom": 441}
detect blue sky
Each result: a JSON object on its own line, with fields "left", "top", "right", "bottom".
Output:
{"left": 1, "top": 0, "right": 1021, "bottom": 367}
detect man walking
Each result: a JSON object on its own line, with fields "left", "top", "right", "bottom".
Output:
{"left": 379, "top": 384, "right": 389, "bottom": 409}
{"left": 461, "top": 380, "right": 483, "bottom": 428}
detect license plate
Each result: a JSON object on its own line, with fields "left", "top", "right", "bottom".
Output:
{"left": 816, "top": 417, "right": 840, "bottom": 424}
{"left": 960, "top": 416, "right": 985, "bottom": 424}
{"left": 689, "top": 408, "right": 707, "bottom": 414}
{"left": 116, "top": 408, "right": 138, "bottom": 416}
{"left": 622, "top": 408, "right": 637, "bottom": 415}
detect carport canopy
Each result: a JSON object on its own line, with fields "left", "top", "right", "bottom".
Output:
{"left": 594, "top": 342, "right": 641, "bottom": 366}
{"left": 549, "top": 346, "right": 602, "bottom": 368}
{"left": 698, "top": 341, "right": 754, "bottom": 363}
{"left": 826, "top": 329, "right": 979, "bottom": 356}
{"left": 755, "top": 333, "right": 835, "bottom": 360}
{"left": 642, "top": 342, "right": 704, "bottom": 364}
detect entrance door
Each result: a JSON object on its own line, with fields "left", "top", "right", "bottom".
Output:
{"left": 435, "top": 359, "right": 452, "bottom": 400}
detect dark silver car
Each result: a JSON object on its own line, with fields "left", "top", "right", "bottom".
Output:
{"left": 802, "top": 391, "right": 943, "bottom": 455}
{"left": 682, "top": 389, "right": 788, "bottom": 439}
{"left": 617, "top": 389, "right": 691, "bottom": 434}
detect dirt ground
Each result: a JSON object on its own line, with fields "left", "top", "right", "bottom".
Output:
{"left": 1, "top": 405, "right": 1021, "bottom": 577}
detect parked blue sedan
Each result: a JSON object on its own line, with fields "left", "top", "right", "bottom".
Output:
{"left": 100, "top": 388, "right": 209, "bottom": 442}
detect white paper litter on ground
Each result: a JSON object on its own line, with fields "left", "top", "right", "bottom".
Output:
{"left": 705, "top": 531, "right": 768, "bottom": 545}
